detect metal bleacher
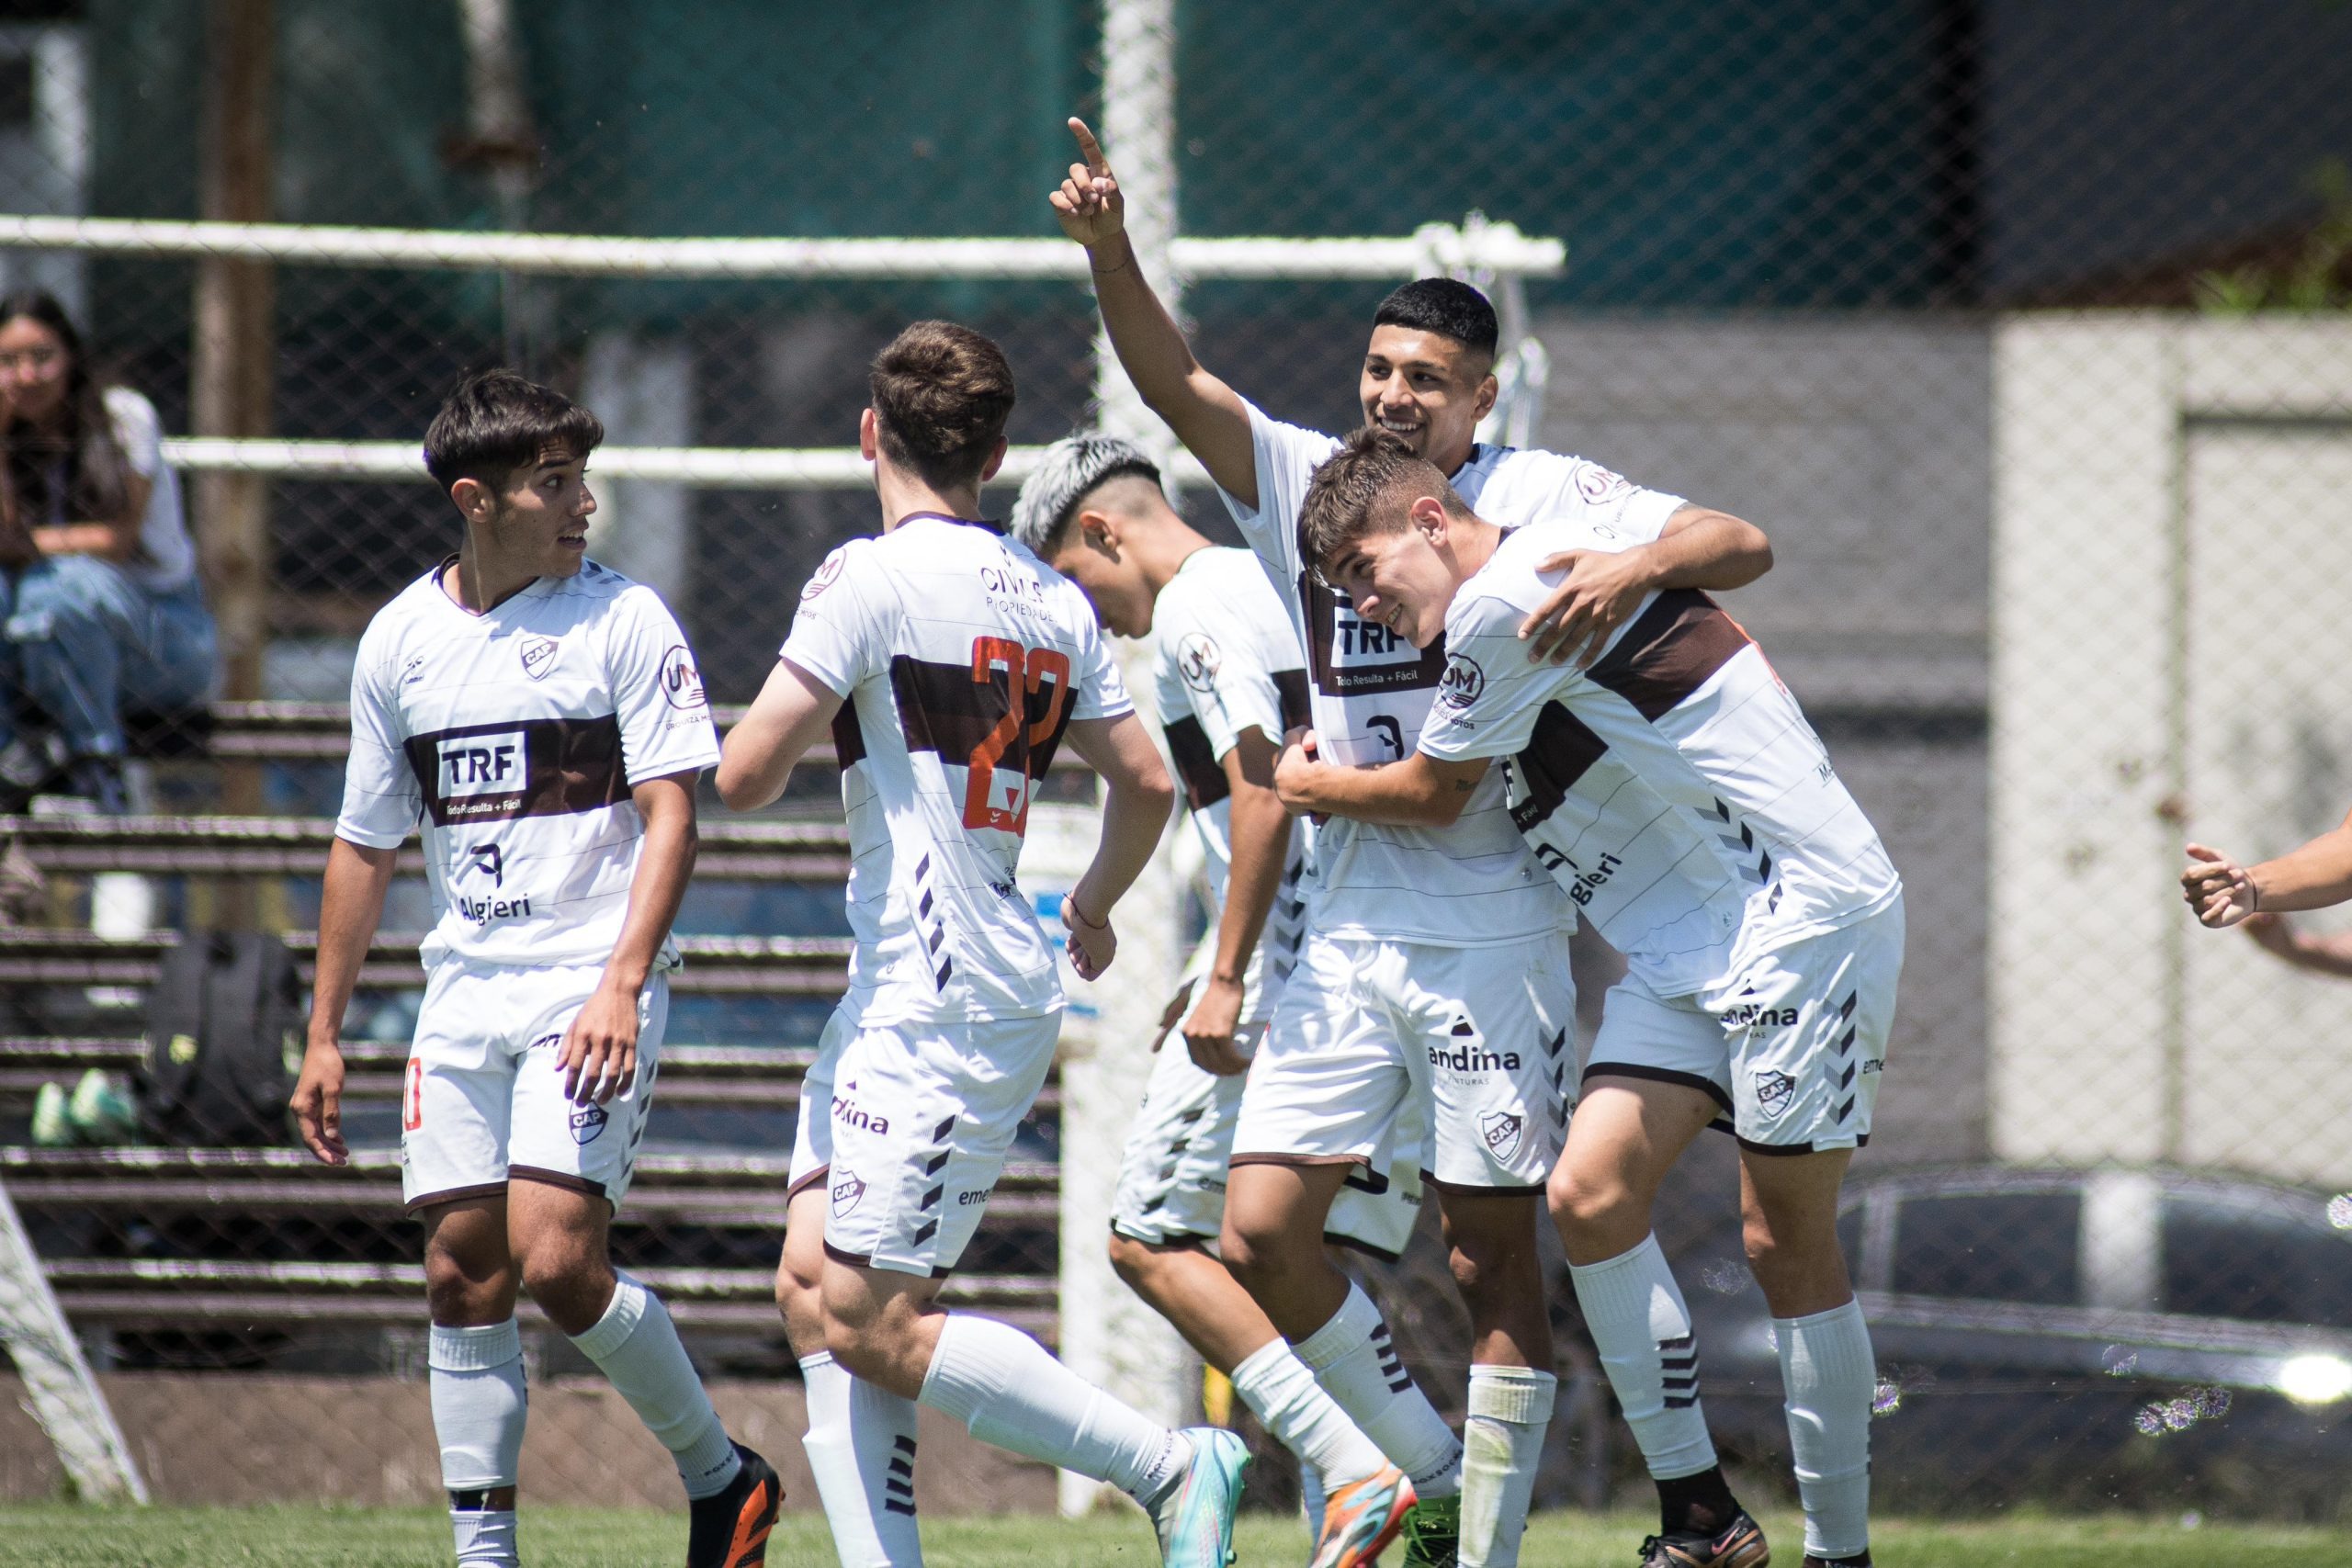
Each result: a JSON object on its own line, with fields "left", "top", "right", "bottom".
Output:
{"left": 0, "top": 700, "right": 1069, "bottom": 1360}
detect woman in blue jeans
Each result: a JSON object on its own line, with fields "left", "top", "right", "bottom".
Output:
{"left": 0, "top": 289, "right": 218, "bottom": 813}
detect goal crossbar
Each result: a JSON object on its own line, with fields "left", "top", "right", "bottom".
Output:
{"left": 0, "top": 213, "right": 1564, "bottom": 281}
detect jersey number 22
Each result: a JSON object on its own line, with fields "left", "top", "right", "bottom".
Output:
{"left": 965, "top": 636, "right": 1070, "bottom": 834}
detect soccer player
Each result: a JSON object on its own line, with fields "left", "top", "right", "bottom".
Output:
{"left": 290, "top": 370, "right": 781, "bottom": 1568}
{"left": 1010, "top": 433, "right": 1418, "bottom": 1568}
{"left": 1053, "top": 118, "right": 1775, "bottom": 1566}
{"left": 716, "top": 323, "right": 1245, "bottom": 1568}
{"left": 1278, "top": 429, "right": 1906, "bottom": 1568}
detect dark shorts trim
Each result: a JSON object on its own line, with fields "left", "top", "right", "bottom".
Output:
{"left": 1583, "top": 1062, "right": 1736, "bottom": 1116}
{"left": 1420, "top": 1169, "right": 1548, "bottom": 1199}
{"left": 823, "top": 1239, "right": 954, "bottom": 1280}
{"left": 403, "top": 1180, "right": 509, "bottom": 1216}
{"left": 1228, "top": 1152, "right": 1369, "bottom": 1169}
{"left": 787, "top": 1164, "right": 831, "bottom": 1201}
{"left": 1735, "top": 1133, "right": 1871, "bottom": 1157}
{"left": 509, "top": 1165, "right": 611, "bottom": 1202}
{"left": 1323, "top": 1230, "right": 1407, "bottom": 1265}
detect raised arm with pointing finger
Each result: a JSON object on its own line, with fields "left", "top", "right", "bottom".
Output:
{"left": 1050, "top": 118, "right": 1261, "bottom": 505}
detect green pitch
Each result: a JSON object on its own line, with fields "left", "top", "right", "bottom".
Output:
{"left": 0, "top": 1505, "right": 2340, "bottom": 1566}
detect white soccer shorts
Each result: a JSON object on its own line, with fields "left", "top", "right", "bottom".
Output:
{"left": 400, "top": 961, "right": 667, "bottom": 1212}
{"left": 1110, "top": 1012, "right": 1424, "bottom": 1260}
{"left": 787, "top": 1004, "right": 1059, "bottom": 1278}
{"left": 1230, "top": 929, "right": 1576, "bottom": 1192}
{"left": 1585, "top": 898, "right": 1905, "bottom": 1154}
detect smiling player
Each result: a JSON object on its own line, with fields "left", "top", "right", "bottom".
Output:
{"left": 291, "top": 370, "right": 781, "bottom": 1568}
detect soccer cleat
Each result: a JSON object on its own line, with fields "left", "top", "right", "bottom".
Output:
{"left": 685, "top": 1442, "right": 781, "bottom": 1568}
{"left": 1637, "top": 1508, "right": 1770, "bottom": 1568}
{"left": 1152, "top": 1427, "right": 1250, "bottom": 1567}
{"left": 1397, "top": 1490, "right": 1460, "bottom": 1568}
{"left": 1308, "top": 1464, "right": 1415, "bottom": 1568}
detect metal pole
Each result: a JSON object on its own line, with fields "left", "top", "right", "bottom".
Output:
{"left": 190, "top": 0, "right": 276, "bottom": 723}
{"left": 1059, "top": 0, "right": 1193, "bottom": 1520}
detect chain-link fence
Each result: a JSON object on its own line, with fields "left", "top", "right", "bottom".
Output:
{"left": 0, "top": 0, "right": 2349, "bottom": 1526}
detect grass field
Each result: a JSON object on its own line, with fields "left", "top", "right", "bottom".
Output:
{"left": 0, "top": 1505, "right": 2343, "bottom": 1567}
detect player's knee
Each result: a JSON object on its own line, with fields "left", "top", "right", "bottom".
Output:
{"left": 516, "top": 1246, "right": 610, "bottom": 1336}
{"left": 1107, "top": 1232, "right": 1154, "bottom": 1292}
{"left": 1545, "top": 1160, "right": 1626, "bottom": 1235}
{"left": 1217, "top": 1213, "right": 1290, "bottom": 1294}
{"left": 423, "top": 1246, "right": 516, "bottom": 1324}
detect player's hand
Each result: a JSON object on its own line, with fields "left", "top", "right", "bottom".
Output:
{"left": 560, "top": 983, "right": 640, "bottom": 1105}
{"left": 1063, "top": 893, "right": 1118, "bottom": 980}
{"left": 289, "top": 1040, "right": 348, "bottom": 1166}
{"left": 2182, "top": 842, "right": 2259, "bottom": 928}
{"left": 1181, "top": 974, "right": 1251, "bottom": 1077}
{"left": 1273, "top": 728, "right": 1324, "bottom": 816}
{"left": 1050, "top": 117, "right": 1126, "bottom": 250}
{"left": 1519, "top": 547, "right": 1656, "bottom": 665}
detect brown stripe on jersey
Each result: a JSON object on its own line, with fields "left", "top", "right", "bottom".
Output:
{"left": 1272, "top": 667, "right": 1311, "bottom": 731}
{"left": 831, "top": 702, "right": 867, "bottom": 770}
{"left": 404, "top": 714, "right": 628, "bottom": 827}
{"left": 1584, "top": 590, "right": 1753, "bottom": 720}
{"left": 888, "top": 653, "right": 1080, "bottom": 777}
{"left": 1162, "top": 714, "right": 1229, "bottom": 811}
{"left": 1508, "top": 701, "right": 1610, "bottom": 833}
{"left": 1298, "top": 573, "right": 1449, "bottom": 697}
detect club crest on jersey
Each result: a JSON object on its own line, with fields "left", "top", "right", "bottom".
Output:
{"left": 518, "top": 635, "right": 560, "bottom": 681}
{"left": 1479, "top": 1110, "right": 1526, "bottom": 1163}
{"left": 1571, "top": 461, "right": 1632, "bottom": 506}
{"left": 831, "top": 1170, "right": 868, "bottom": 1217}
{"left": 1438, "top": 651, "right": 1485, "bottom": 710}
{"left": 569, "top": 1102, "right": 608, "bottom": 1145}
{"left": 1176, "top": 632, "right": 1222, "bottom": 694}
{"left": 1754, "top": 1069, "right": 1796, "bottom": 1120}
{"left": 660, "top": 645, "right": 707, "bottom": 710}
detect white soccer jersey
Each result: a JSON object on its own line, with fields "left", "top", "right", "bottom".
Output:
{"left": 1219, "top": 400, "right": 1687, "bottom": 947}
{"left": 335, "top": 558, "right": 721, "bottom": 971}
{"left": 781, "top": 513, "right": 1132, "bottom": 1028}
{"left": 1151, "top": 547, "right": 1312, "bottom": 1010}
{"left": 1421, "top": 520, "right": 1902, "bottom": 954}
{"left": 1408, "top": 527, "right": 1753, "bottom": 997}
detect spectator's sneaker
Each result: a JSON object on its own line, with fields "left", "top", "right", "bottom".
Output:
{"left": 1150, "top": 1427, "right": 1250, "bottom": 1567}
{"left": 1398, "top": 1491, "right": 1460, "bottom": 1568}
{"left": 0, "top": 736, "right": 48, "bottom": 815}
{"left": 685, "top": 1443, "right": 780, "bottom": 1568}
{"left": 68, "top": 1068, "right": 137, "bottom": 1145}
{"left": 1309, "top": 1464, "right": 1415, "bottom": 1568}
{"left": 1638, "top": 1510, "right": 1770, "bottom": 1568}
{"left": 30, "top": 1082, "right": 71, "bottom": 1147}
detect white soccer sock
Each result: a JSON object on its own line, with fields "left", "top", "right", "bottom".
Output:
{"left": 1460, "top": 1365, "right": 1556, "bottom": 1567}
{"left": 1567, "top": 1235, "right": 1718, "bottom": 1479}
{"left": 430, "top": 1319, "right": 526, "bottom": 1568}
{"left": 918, "top": 1313, "right": 1191, "bottom": 1506}
{"left": 800, "top": 1351, "right": 924, "bottom": 1568}
{"left": 1293, "top": 1281, "right": 1463, "bottom": 1498}
{"left": 1300, "top": 1462, "right": 1328, "bottom": 1540}
{"left": 567, "top": 1273, "right": 741, "bottom": 1500}
{"left": 1777, "top": 1301, "right": 1874, "bottom": 1561}
{"left": 1230, "top": 1336, "right": 1388, "bottom": 1491}
{"left": 449, "top": 1506, "right": 519, "bottom": 1568}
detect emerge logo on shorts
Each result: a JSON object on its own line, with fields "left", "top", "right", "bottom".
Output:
{"left": 1479, "top": 1110, "right": 1526, "bottom": 1163}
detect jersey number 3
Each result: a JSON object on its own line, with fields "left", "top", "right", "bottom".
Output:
{"left": 964, "top": 636, "right": 1071, "bottom": 833}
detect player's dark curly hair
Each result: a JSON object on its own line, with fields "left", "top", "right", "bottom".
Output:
{"left": 1296, "top": 423, "right": 1471, "bottom": 581}
{"left": 422, "top": 368, "right": 604, "bottom": 491}
{"left": 869, "top": 321, "right": 1017, "bottom": 491}
{"left": 1372, "top": 277, "right": 1499, "bottom": 359}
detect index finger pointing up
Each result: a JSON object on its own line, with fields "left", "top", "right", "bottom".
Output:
{"left": 1069, "top": 117, "right": 1109, "bottom": 173}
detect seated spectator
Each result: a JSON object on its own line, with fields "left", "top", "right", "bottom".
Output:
{"left": 0, "top": 289, "right": 218, "bottom": 813}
